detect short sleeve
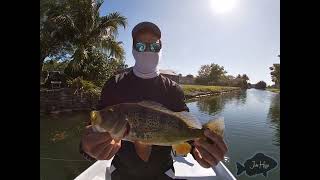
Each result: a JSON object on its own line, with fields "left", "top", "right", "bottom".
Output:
{"left": 166, "top": 83, "right": 189, "bottom": 112}
{"left": 96, "top": 76, "right": 118, "bottom": 110}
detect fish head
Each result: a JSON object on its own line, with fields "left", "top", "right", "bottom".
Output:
{"left": 90, "top": 107, "right": 129, "bottom": 138}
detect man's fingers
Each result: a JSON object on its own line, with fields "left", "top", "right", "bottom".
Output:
{"left": 193, "top": 148, "right": 211, "bottom": 168}
{"left": 204, "top": 130, "right": 228, "bottom": 153}
{"left": 195, "top": 139, "right": 224, "bottom": 162}
{"left": 86, "top": 132, "right": 113, "bottom": 145}
{"left": 196, "top": 145, "right": 218, "bottom": 167}
{"left": 106, "top": 141, "right": 121, "bottom": 160}
{"left": 90, "top": 142, "right": 110, "bottom": 158}
{"left": 97, "top": 145, "right": 114, "bottom": 160}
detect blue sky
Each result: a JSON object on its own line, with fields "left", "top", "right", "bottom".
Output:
{"left": 100, "top": 0, "right": 280, "bottom": 85}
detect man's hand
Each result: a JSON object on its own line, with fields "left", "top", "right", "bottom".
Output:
{"left": 81, "top": 125, "right": 121, "bottom": 160}
{"left": 193, "top": 129, "right": 228, "bottom": 168}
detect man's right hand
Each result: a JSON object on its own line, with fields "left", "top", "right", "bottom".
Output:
{"left": 81, "top": 125, "right": 121, "bottom": 160}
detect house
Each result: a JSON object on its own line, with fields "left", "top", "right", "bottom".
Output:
{"left": 159, "top": 69, "right": 179, "bottom": 83}
{"left": 179, "top": 74, "right": 195, "bottom": 84}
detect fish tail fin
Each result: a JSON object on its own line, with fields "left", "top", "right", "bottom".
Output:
{"left": 236, "top": 162, "right": 246, "bottom": 175}
{"left": 203, "top": 117, "right": 225, "bottom": 137}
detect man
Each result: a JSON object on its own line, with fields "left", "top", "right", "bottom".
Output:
{"left": 80, "top": 22, "right": 228, "bottom": 179}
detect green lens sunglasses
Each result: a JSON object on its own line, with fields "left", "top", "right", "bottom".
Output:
{"left": 133, "top": 40, "right": 162, "bottom": 53}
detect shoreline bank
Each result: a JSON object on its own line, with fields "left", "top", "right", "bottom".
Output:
{"left": 266, "top": 88, "right": 280, "bottom": 93}
{"left": 182, "top": 85, "right": 241, "bottom": 100}
{"left": 40, "top": 85, "right": 241, "bottom": 114}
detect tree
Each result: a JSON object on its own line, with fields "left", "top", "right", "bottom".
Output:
{"left": 40, "top": 0, "right": 127, "bottom": 82}
{"left": 269, "top": 55, "right": 280, "bottom": 88}
{"left": 208, "top": 63, "right": 227, "bottom": 84}
{"left": 195, "top": 63, "right": 227, "bottom": 85}
{"left": 65, "top": 48, "right": 127, "bottom": 87}
{"left": 43, "top": 59, "right": 69, "bottom": 72}
{"left": 231, "top": 74, "right": 250, "bottom": 89}
{"left": 226, "top": 75, "right": 235, "bottom": 80}
{"left": 195, "top": 64, "right": 211, "bottom": 85}
{"left": 64, "top": 1, "right": 127, "bottom": 85}
{"left": 186, "top": 74, "right": 194, "bottom": 78}
{"left": 270, "top": 64, "right": 280, "bottom": 88}
{"left": 241, "top": 74, "right": 249, "bottom": 81}
{"left": 40, "top": 0, "right": 77, "bottom": 74}
{"left": 255, "top": 81, "right": 267, "bottom": 89}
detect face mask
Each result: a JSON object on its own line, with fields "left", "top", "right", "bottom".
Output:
{"left": 132, "top": 49, "right": 161, "bottom": 79}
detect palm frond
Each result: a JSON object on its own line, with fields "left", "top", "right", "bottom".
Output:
{"left": 99, "top": 38, "right": 125, "bottom": 60}
{"left": 90, "top": 12, "right": 127, "bottom": 39}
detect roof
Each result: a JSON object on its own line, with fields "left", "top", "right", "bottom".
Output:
{"left": 159, "top": 69, "right": 178, "bottom": 76}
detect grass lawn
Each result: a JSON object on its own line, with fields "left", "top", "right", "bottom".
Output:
{"left": 266, "top": 88, "right": 280, "bottom": 93}
{"left": 181, "top": 85, "right": 240, "bottom": 95}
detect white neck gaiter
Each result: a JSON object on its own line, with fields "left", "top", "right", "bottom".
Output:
{"left": 132, "top": 49, "right": 161, "bottom": 79}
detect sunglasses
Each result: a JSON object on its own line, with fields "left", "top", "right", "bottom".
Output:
{"left": 133, "top": 40, "right": 162, "bottom": 53}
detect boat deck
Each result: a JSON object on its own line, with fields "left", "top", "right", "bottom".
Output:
{"left": 75, "top": 153, "right": 236, "bottom": 180}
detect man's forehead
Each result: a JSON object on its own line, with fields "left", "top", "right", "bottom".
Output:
{"left": 134, "top": 30, "right": 160, "bottom": 40}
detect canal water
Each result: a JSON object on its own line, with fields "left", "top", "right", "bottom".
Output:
{"left": 40, "top": 89, "right": 280, "bottom": 180}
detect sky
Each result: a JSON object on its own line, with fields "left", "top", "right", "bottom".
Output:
{"left": 100, "top": 0, "right": 280, "bottom": 85}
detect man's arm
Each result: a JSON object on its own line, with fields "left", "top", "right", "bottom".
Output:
{"left": 96, "top": 76, "right": 118, "bottom": 111}
{"left": 80, "top": 76, "right": 122, "bottom": 161}
{"left": 167, "top": 83, "right": 189, "bottom": 112}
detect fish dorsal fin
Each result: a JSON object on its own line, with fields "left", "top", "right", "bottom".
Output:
{"left": 173, "top": 111, "right": 202, "bottom": 129}
{"left": 137, "top": 101, "right": 173, "bottom": 114}
{"left": 137, "top": 101, "right": 202, "bottom": 129}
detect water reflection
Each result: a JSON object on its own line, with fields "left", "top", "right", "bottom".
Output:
{"left": 239, "top": 90, "right": 247, "bottom": 104}
{"left": 267, "top": 93, "right": 280, "bottom": 146}
{"left": 196, "top": 91, "right": 246, "bottom": 115}
{"left": 40, "top": 112, "right": 93, "bottom": 180}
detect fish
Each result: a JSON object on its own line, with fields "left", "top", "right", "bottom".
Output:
{"left": 90, "top": 100, "right": 225, "bottom": 156}
{"left": 236, "top": 153, "right": 278, "bottom": 177}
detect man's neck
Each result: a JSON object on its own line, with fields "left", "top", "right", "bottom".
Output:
{"left": 132, "top": 66, "right": 159, "bottom": 79}
{"left": 134, "top": 141, "right": 152, "bottom": 162}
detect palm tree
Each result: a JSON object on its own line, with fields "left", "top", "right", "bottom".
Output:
{"left": 40, "top": 0, "right": 127, "bottom": 76}
{"left": 40, "top": 0, "right": 75, "bottom": 74}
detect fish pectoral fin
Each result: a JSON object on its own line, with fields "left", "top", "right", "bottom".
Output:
{"left": 172, "top": 143, "right": 192, "bottom": 156}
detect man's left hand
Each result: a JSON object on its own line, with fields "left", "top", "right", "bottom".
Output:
{"left": 193, "top": 129, "right": 228, "bottom": 168}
